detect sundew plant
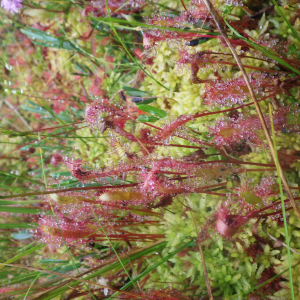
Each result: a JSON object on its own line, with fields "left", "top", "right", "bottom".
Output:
{"left": 1, "top": 0, "right": 300, "bottom": 299}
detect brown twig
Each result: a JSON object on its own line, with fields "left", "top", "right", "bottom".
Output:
{"left": 268, "top": 233, "right": 300, "bottom": 256}
{"left": 201, "top": 0, "right": 300, "bottom": 220}
{"left": 180, "top": 0, "right": 188, "bottom": 11}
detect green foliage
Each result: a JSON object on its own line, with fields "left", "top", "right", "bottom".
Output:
{"left": 1, "top": 0, "right": 300, "bottom": 299}
{"left": 137, "top": 114, "right": 160, "bottom": 122}
{"left": 137, "top": 104, "right": 167, "bottom": 118}
{"left": 0, "top": 242, "right": 45, "bottom": 270}
{"left": 21, "top": 27, "right": 85, "bottom": 54}
{"left": 225, "top": 20, "right": 300, "bottom": 76}
{"left": 122, "top": 86, "right": 149, "bottom": 97}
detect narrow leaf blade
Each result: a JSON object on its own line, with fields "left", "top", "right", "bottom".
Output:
{"left": 137, "top": 104, "right": 167, "bottom": 118}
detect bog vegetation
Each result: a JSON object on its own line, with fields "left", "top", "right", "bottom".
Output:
{"left": 1, "top": 0, "right": 300, "bottom": 299}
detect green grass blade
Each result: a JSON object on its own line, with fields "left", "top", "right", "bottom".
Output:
{"left": 38, "top": 133, "right": 47, "bottom": 189}
{"left": 91, "top": 16, "right": 220, "bottom": 35}
{"left": 0, "top": 200, "right": 40, "bottom": 205}
{"left": 107, "top": 239, "right": 196, "bottom": 299}
{"left": 36, "top": 241, "right": 167, "bottom": 300}
{"left": 0, "top": 206, "right": 42, "bottom": 214}
{"left": 248, "top": 261, "right": 300, "bottom": 295}
{"left": 2, "top": 272, "right": 45, "bottom": 285}
{"left": 269, "top": 104, "right": 295, "bottom": 300}
{"left": 137, "top": 104, "right": 167, "bottom": 118}
{"left": 0, "top": 170, "right": 44, "bottom": 186}
{"left": 20, "top": 27, "right": 83, "bottom": 53}
{"left": 225, "top": 20, "right": 300, "bottom": 75}
{"left": 103, "top": 1, "right": 170, "bottom": 92}
{"left": 23, "top": 141, "right": 97, "bottom": 300}
{"left": 37, "top": 99, "right": 66, "bottom": 125}
{"left": 270, "top": 0, "right": 300, "bottom": 44}
{"left": 0, "top": 223, "right": 38, "bottom": 229}
{"left": 0, "top": 242, "right": 45, "bottom": 271}
{"left": 0, "top": 186, "right": 31, "bottom": 191}
{"left": 91, "top": 208, "right": 137, "bottom": 290}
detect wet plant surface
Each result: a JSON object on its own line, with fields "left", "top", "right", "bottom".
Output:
{"left": 1, "top": 0, "right": 300, "bottom": 299}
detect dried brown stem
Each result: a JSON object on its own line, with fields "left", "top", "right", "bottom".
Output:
{"left": 180, "top": 0, "right": 188, "bottom": 11}
{"left": 268, "top": 233, "right": 300, "bottom": 256}
{"left": 201, "top": 0, "right": 300, "bottom": 220}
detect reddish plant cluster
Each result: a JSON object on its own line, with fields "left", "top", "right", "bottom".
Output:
{"left": 64, "top": 155, "right": 235, "bottom": 206}
{"left": 29, "top": 2, "right": 300, "bottom": 264}
{"left": 82, "top": 0, "right": 146, "bottom": 17}
{"left": 215, "top": 197, "right": 262, "bottom": 238}
{"left": 208, "top": 106, "right": 300, "bottom": 147}
{"left": 257, "top": 267, "right": 283, "bottom": 295}
{"left": 54, "top": 71, "right": 299, "bottom": 244}
{"left": 3, "top": 0, "right": 300, "bottom": 299}
{"left": 49, "top": 152, "right": 64, "bottom": 167}
{"left": 37, "top": 200, "right": 163, "bottom": 245}
{"left": 54, "top": 94, "right": 297, "bottom": 243}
